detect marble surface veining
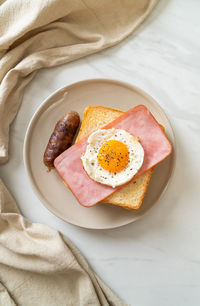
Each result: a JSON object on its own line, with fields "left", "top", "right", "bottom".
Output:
{"left": 0, "top": 0, "right": 200, "bottom": 305}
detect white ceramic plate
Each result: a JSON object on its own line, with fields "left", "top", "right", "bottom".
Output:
{"left": 23, "top": 79, "right": 175, "bottom": 229}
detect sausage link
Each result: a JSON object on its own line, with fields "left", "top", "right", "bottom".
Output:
{"left": 43, "top": 111, "right": 80, "bottom": 168}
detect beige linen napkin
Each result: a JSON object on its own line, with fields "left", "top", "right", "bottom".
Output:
{"left": 0, "top": 0, "right": 158, "bottom": 305}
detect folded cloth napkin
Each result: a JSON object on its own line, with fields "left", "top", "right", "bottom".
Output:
{"left": 0, "top": 0, "right": 158, "bottom": 305}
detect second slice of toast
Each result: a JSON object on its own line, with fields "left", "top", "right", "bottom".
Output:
{"left": 76, "top": 106, "right": 153, "bottom": 210}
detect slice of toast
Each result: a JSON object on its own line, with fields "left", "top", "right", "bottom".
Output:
{"left": 76, "top": 106, "right": 153, "bottom": 210}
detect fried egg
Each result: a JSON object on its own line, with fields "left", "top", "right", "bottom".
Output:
{"left": 81, "top": 128, "right": 144, "bottom": 187}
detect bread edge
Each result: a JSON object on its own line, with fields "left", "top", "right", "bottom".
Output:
{"left": 104, "top": 168, "right": 154, "bottom": 209}
{"left": 76, "top": 106, "right": 123, "bottom": 143}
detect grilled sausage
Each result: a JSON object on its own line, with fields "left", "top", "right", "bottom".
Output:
{"left": 43, "top": 111, "right": 80, "bottom": 168}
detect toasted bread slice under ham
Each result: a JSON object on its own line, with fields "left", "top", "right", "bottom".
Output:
{"left": 54, "top": 105, "right": 172, "bottom": 207}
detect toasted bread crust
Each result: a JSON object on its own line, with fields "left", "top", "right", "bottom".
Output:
{"left": 104, "top": 168, "right": 154, "bottom": 209}
{"left": 76, "top": 106, "right": 122, "bottom": 143}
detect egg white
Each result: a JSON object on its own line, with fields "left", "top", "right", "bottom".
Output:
{"left": 81, "top": 128, "right": 144, "bottom": 188}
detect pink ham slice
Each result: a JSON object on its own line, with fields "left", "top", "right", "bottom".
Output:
{"left": 54, "top": 105, "right": 172, "bottom": 207}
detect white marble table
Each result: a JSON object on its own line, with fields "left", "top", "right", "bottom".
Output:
{"left": 1, "top": 0, "right": 200, "bottom": 305}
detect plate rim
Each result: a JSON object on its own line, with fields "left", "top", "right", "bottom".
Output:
{"left": 23, "top": 78, "right": 176, "bottom": 229}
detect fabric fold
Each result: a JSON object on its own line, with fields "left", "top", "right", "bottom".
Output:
{"left": 0, "top": 179, "right": 126, "bottom": 305}
{"left": 0, "top": 0, "right": 158, "bottom": 163}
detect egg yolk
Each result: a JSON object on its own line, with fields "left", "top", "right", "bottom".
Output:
{"left": 97, "top": 140, "right": 129, "bottom": 173}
